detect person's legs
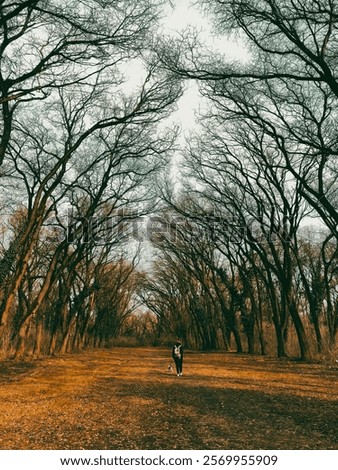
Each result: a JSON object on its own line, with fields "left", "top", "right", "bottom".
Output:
{"left": 174, "top": 357, "right": 180, "bottom": 375}
{"left": 179, "top": 358, "right": 183, "bottom": 375}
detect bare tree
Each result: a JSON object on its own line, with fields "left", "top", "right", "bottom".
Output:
{"left": 0, "top": 0, "right": 182, "bottom": 356}
{"left": 159, "top": 0, "right": 338, "bottom": 238}
{"left": 149, "top": 0, "right": 338, "bottom": 358}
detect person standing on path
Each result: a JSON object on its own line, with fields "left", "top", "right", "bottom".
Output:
{"left": 172, "top": 339, "right": 184, "bottom": 376}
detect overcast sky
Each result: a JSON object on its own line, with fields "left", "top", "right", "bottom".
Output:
{"left": 161, "top": 0, "right": 249, "bottom": 131}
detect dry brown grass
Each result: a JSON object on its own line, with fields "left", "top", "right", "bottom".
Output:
{"left": 0, "top": 348, "right": 337, "bottom": 450}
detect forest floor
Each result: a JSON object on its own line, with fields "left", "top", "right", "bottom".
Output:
{"left": 0, "top": 348, "right": 337, "bottom": 450}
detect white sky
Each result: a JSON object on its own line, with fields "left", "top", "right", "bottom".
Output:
{"left": 153, "top": 0, "right": 250, "bottom": 188}
{"left": 160, "top": 0, "right": 249, "bottom": 131}
{"left": 122, "top": 0, "right": 250, "bottom": 134}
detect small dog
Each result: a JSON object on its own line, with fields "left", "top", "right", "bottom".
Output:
{"left": 168, "top": 364, "right": 173, "bottom": 372}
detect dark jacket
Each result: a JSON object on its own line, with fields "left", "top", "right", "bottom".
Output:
{"left": 172, "top": 343, "right": 184, "bottom": 360}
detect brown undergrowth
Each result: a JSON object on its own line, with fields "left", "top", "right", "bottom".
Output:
{"left": 0, "top": 348, "right": 337, "bottom": 450}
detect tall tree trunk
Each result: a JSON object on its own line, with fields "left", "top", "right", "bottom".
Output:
{"left": 289, "top": 299, "right": 310, "bottom": 360}
{"left": 33, "top": 317, "right": 44, "bottom": 357}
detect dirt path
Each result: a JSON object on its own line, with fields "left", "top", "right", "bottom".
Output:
{"left": 0, "top": 348, "right": 337, "bottom": 449}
